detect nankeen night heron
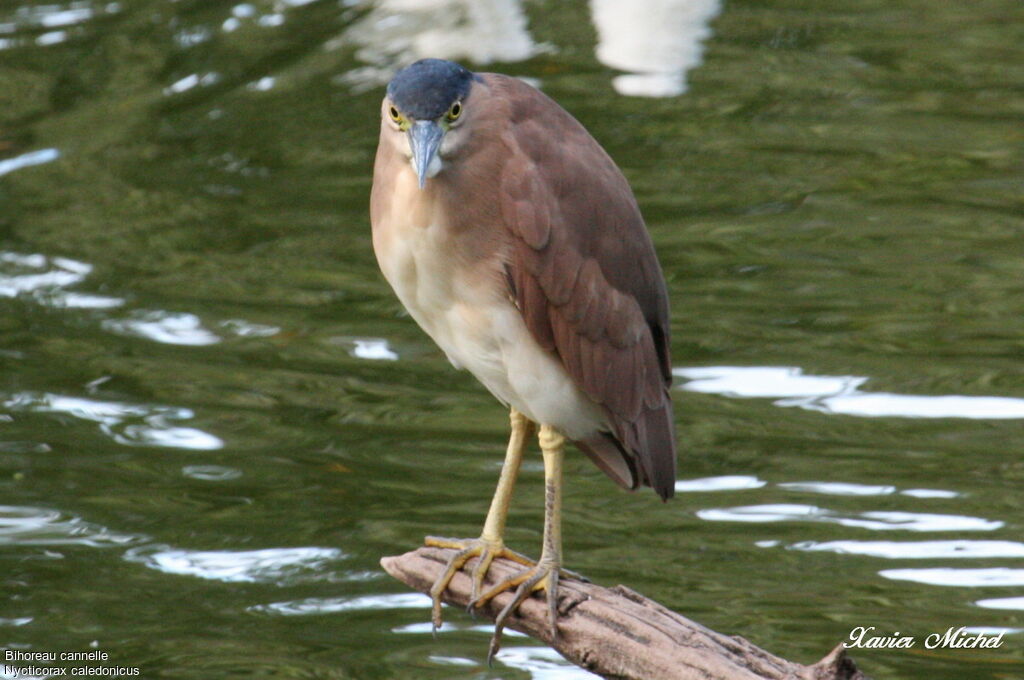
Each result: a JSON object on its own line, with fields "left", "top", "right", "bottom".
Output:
{"left": 370, "top": 59, "right": 676, "bottom": 657}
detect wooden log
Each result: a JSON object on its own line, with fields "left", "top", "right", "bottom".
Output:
{"left": 381, "top": 546, "right": 870, "bottom": 680}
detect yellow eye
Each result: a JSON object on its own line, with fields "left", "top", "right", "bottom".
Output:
{"left": 388, "top": 105, "right": 401, "bottom": 123}
{"left": 447, "top": 101, "right": 462, "bottom": 121}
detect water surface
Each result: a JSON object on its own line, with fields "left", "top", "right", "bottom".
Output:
{"left": 1, "top": 1, "right": 1022, "bottom": 678}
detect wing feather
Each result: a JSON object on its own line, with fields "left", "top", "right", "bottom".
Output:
{"left": 493, "top": 74, "right": 676, "bottom": 500}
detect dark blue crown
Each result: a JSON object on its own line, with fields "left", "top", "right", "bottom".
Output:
{"left": 386, "top": 59, "right": 476, "bottom": 120}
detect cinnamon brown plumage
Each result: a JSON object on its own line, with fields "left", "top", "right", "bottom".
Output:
{"left": 492, "top": 74, "right": 676, "bottom": 499}
{"left": 370, "top": 58, "right": 676, "bottom": 657}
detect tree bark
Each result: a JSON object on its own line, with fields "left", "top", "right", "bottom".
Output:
{"left": 381, "top": 546, "right": 870, "bottom": 680}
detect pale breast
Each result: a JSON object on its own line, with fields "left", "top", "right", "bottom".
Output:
{"left": 371, "top": 177, "right": 607, "bottom": 440}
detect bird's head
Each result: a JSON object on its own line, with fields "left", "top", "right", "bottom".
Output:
{"left": 381, "top": 59, "right": 477, "bottom": 190}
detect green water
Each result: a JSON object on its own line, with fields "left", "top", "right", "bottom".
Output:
{"left": 1, "top": 1, "right": 1022, "bottom": 678}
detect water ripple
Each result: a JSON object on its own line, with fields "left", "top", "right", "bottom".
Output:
{"left": 676, "top": 365, "right": 1024, "bottom": 419}
{"left": 163, "top": 72, "right": 221, "bottom": 95}
{"left": 778, "top": 481, "right": 896, "bottom": 496}
{"left": 699, "top": 504, "right": 1000, "bottom": 532}
{"left": 496, "top": 646, "right": 599, "bottom": 679}
{"left": 337, "top": 0, "right": 540, "bottom": 92}
{"left": 674, "top": 475, "right": 766, "bottom": 492}
{"left": 0, "top": 506, "right": 144, "bottom": 548}
{"left": 3, "top": 392, "right": 223, "bottom": 451}
{"left": 976, "top": 597, "right": 1024, "bottom": 611}
{"left": 593, "top": 0, "right": 722, "bottom": 98}
{"left": 0, "top": 617, "right": 33, "bottom": 627}
{"left": 393, "top": 621, "right": 527, "bottom": 637}
{"left": 0, "top": 149, "right": 60, "bottom": 177}
{"left": 0, "top": 252, "right": 85, "bottom": 294}
{"left": 181, "top": 465, "right": 242, "bottom": 481}
{"left": 429, "top": 655, "right": 477, "bottom": 668}
{"left": 124, "top": 545, "right": 347, "bottom": 585}
{"left": 102, "top": 310, "right": 221, "bottom": 346}
{"left": 219, "top": 318, "right": 280, "bottom": 338}
{"left": 252, "top": 592, "right": 429, "bottom": 616}
{"left": 900, "top": 488, "right": 961, "bottom": 499}
{"left": 330, "top": 336, "right": 399, "bottom": 361}
{"left": 0, "top": 251, "right": 123, "bottom": 308}
{"left": 674, "top": 475, "right": 959, "bottom": 499}
{"left": 879, "top": 567, "right": 1024, "bottom": 587}
{"left": 7, "top": 2, "right": 116, "bottom": 30}
{"left": 789, "top": 540, "right": 1024, "bottom": 559}
{"left": 964, "top": 626, "right": 1024, "bottom": 636}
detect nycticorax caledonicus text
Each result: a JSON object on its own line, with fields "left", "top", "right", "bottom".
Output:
{"left": 370, "top": 58, "right": 676, "bottom": 658}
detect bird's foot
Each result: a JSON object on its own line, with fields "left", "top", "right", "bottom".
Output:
{"left": 423, "top": 535, "right": 535, "bottom": 632}
{"left": 469, "top": 557, "right": 561, "bottom": 664}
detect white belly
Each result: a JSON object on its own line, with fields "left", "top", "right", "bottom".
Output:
{"left": 374, "top": 216, "right": 606, "bottom": 440}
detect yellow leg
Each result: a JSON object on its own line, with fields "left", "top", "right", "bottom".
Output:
{"left": 478, "top": 423, "right": 565, "bottom": 663}
{"left": 424, "top": 408, "right": 536, "bottom": 630}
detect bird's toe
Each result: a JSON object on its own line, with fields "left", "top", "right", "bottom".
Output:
{"left": 482, "top": 560, "right": 561, "bottom": 665}
{"left": 423, "top": 536, "right": 535, "bottom": 630}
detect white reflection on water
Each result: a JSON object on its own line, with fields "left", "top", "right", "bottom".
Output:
{"left": 337, "top": 0, "right": 541, "bottom": 91}
{"left": 3, "top": 392, "right": 223, "bottom": 450}
{"left": 175, "top": 25, "right": 212, "bottom": 47}
{"left": 393, "top": 621, "right": 528, "bottom": 638}
{"left": 976, "top": 597, "right": 1024, "bottom": 611}
{"left": 699, "top": 505, "right": 1001, "bottom": 532}
{"left": 247, "top": 76, "right": 276, "bottom": 92}
{"left": 429, "top": 654, "right": 477, "bottom": 668}
{"left": 252, "top": 592, "right": 429, "bottom": 616}
{"left": 45, "top": 291, "right": 125, "bottom": 309}
{"left": 221, "top": 318, "right": 280, "bottom": 338}
{"left": 353, "top": 338, "right": 399, "bottom": 360}
{"left": 0, "top": 617, "right": 33, "bottom": 627}
{"left": 900, "top": 488, "right": 960, "bottom": 499}
{"left": 393, "top": 620, "right": 528, "bottom": 637}
{"left": 964, "top": 626, "right": 1024, "bottom": 636}
{"left": 0, "top": 252, "right": 82, "bottom": 292}
{"left": 0, "top": 506, "right": 143, "bottom": 548}
{"left": 879, "top": 568, "right": 1024, "bottom": 587}
{"left": 496, "top": 646, "right": 599, "bottom": 679}
{"left": 102, "top": 310, "right": 221, "bottom": 346}
{"left": 674, "top": 475, "right": 766, "bottom": 492}
{"left": 675, "top": 475, "right": 960, "bottom": 500}
{"left": 330, "top": 336, "right": 399, "bottom": 361}
{"left": 125, "top": 545, "right": 346, "bottom": 584}
{"left": 16, "top": 4, "right": 94, "bottom": 28}
{"left": 221, "top": 2, "right": 290, "bottom": 32}
{"left": 181, "top": 464, "right": 243, "bottom": 481}
{"left": 0, "top": 251, "right": 124, "bottom": 308}
{"left": 36, "top": 30, "right": 67, "bottom": 45}
{"left": 163, "top": 72, "right": 221, "bottom": 95}
{"left": 675, "top": 365, "right": 1024, "bottom": 419}
{"left": 394, "top": 621, "right": 459, "bottom": 635}
{"left": 0, "top": 4, "right": 121, "bottom": 51}
{"left": 789, "top": 540, "right": 1024, "bottom": 559}
{"left": 778, "top": 481, "right": 896, "bottom": 496}
{"left": 590, "top": 0, "right": 721, "bottom": 97}
{"left": 0, "top": 148, "right": 60, "bottom": 177}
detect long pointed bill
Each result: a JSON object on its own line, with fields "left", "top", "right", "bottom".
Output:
{"left": 407, "top": 120, "right": 444, "bottom": 189}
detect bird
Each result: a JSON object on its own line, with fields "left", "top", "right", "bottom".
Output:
{"left": 370, "top": 58, "right": 676, "bottom": 659}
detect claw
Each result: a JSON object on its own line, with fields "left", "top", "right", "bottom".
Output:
{"left": 424, "top": 535, "right": 535, "bottom": 631}
{"left": 481, "top": 560, "right": 561, "bottom": 665}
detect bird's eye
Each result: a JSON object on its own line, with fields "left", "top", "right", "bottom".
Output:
{"left": 447, "top": 101, "right": 462, "bottom": 121}
{"left": 388, "top": 106, "right": 401, "bottom": 123}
